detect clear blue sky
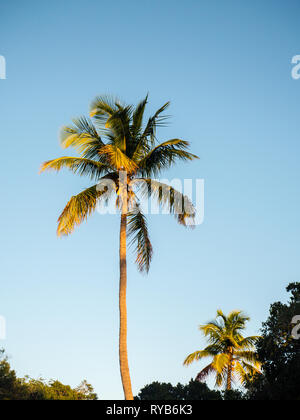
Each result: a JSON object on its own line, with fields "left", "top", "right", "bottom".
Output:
{"left": 0, "top": 0, "right": 299, "bottom": 399}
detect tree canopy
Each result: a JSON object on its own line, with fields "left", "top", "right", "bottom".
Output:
{"left": 135, "top": 380, "right": 222, "bottom": 400}
{"left": 246, "top": 283, "right": 300, "bottom": 400}
{"left": 0, "top": 350, "right": 97, "bottom": 400}
{"left": 135, "top": 380, "right": 245, "bottom": 400}
{"left": 40, "top": 95, "right": 198, "bottom": 273}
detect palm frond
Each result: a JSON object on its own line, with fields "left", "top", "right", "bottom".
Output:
{"left": 142, "top": 101, "right": 170, "bottom": 144}
{"left": 128, "top": 95, "right": 149, "bottom": 159}
{"left": 131, "top": 95, "right": 148, "bottom": 138}
{"left": 135, "top": 178, "right": 195, "bottom": 226}
{"left": 212, "top": 353, "right": 230, "bottom": 373}
{"left": 195, "top": 364, "right": 215, "bottom": 382}
{"left": 183, "top": 350, "right": 212, "bottom": 366}
{"left": 61, "top": 117, "right": 99, "bottom": 145}
{"left": 98, "top": 144, "right": 137, "bottom": 173}
{"left": 200, "top": 322, "right": 224, "bottom": 342}
{"left": 127, "top": 205, "right": 153, "bottom": 273}
{"left": 216, "top": 309, "right": 227, "bottom": 325}
{"left": 137, "top": 139, "right": 199, "bottom": 177}
{"left": 238, "top": 336, "right": 261, "bottom": 350}
{"left": 234, "top": 350, "right": 260, "bottom": 365}
{"left": 215, "top": 368, "right": 228, "bottom": 388}
{"left": 228, "top": 311, "right": 250, "bottom": 332}
{"left": 202, "top": 344, "right": 224, "bottom": 356}
{"left": 234, "top": 361, "right": 261, "bottom": 386}
{"left": 60, "top": 117, "right": 105, "bottom": 160}
{"left": 90, "top": 95, "right": 120, "bottom": 119}
{"left": 57, "top": 183, "right": 111, "bottom": 236}
{"left": 40, "top": 157, "right": 110, "bottom": 180}
{"left": 240, "top": 360, "right": 261, "bottom": 376}
{"left": 130, "top": 102, "right": 170, "bottom": 162}
{"left": 234, "top": 361, "right": 248, "bottom": 386}
{"left": 105, "top": 105, "right": 133, "bottom": 152}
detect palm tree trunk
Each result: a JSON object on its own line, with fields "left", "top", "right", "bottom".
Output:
{"left": 226, "top": 350, "right": 233, "bottom": 391}
{"left": 119, "top": 211, "right": 133, "bottom": 400}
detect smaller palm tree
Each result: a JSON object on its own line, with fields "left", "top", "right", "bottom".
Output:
{"left": 184, "top": 310, "right": 261, "bottom": 390}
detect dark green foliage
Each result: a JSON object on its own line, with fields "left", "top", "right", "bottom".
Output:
{"left": 182, "top": 380, "right": 223, "bottom": 400}
{"left": 222, "top": 390, "right": 245, "bottom": 400}
{"left": 135, "top": 382, "right": 179, "bottom": 400}
{"left": 0, "top": 350, "right": 97, "bottom": 400}
{"left": 135, "top": 380, "right": 222, "bottom": 400}
{"left": 246, "top": 283, "right": 300, "bottom": 400}
{"left": 0, "top": 351, "right": 24, "bottom": 400}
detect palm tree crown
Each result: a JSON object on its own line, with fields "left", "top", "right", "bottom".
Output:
{"left": 41, "top": 95, "right": 198, "bottom": 272}
{"left": 184, "top": 310, "right": 261, "bottom": 390}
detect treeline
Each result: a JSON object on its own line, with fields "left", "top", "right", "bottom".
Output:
{"left": 135, "top": 380, "right": 244, "bottom": 400}
{"left": 0, "top": 352, "right": 97, "bottom": 400}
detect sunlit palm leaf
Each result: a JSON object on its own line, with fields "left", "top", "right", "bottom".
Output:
{"left": 99, "top": 144, "right": 137, "bottom": 173}
{"left": 90, "top": 95, "right": 120, "bottom": 120}
{"left": 212, "top": 353, "right": 230, "bottom": 373}
{"left": 57, "top": 183, "right": 111, "bottom": 236}
{"left": 60, "top": 117, "right": 105, "bottom": 160}
{"left": 200, "top": 322, "right": 224, "bottom": 343}
{"left": 235, "top": 361, "right": 260, "bottom": 386}
{"left": 40, "top": 157, "right": 110, "bottom": 180}
{"left": 184, "top": 350, "right": 213, "bottom": 366}
{"left": 227, "top": 310, "right": 250, "bottom": 332}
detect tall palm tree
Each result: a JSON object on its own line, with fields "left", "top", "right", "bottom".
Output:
{"left": 40, "top": 95, "right": 198, "bottom": 400}
{"left": 184, "top": 310, "right": 261, "bottom": 391}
